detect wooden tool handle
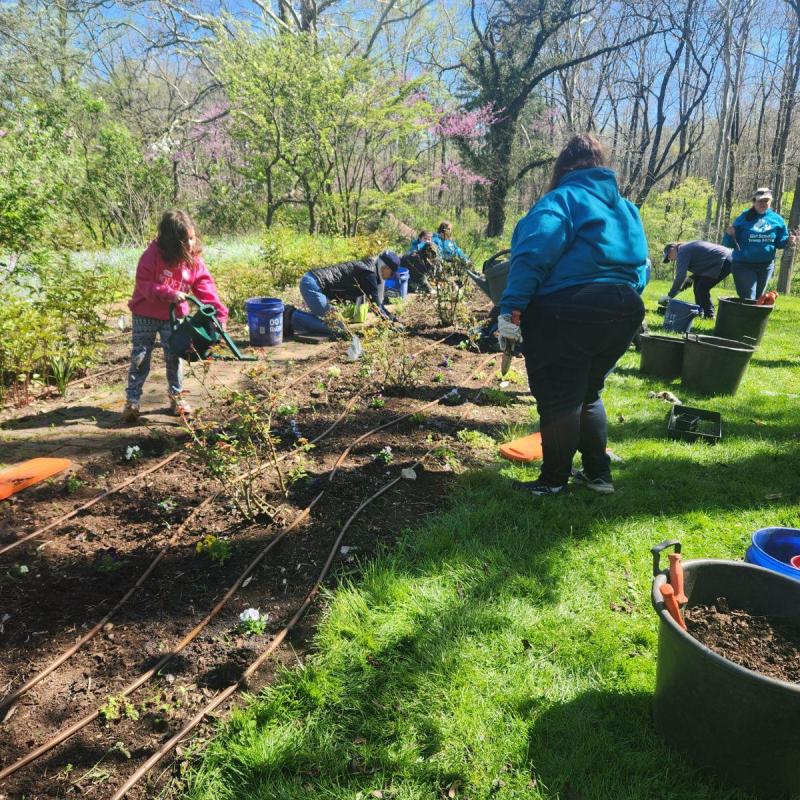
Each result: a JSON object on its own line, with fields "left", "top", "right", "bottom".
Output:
{"left": 660, "top": 583, "right": 687, "bottom": 630}
{"left": 668, "top": 552, "right": 688, "bottom": 605}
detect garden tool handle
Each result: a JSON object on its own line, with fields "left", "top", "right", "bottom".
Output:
{"left": 169, "top": 294, "right": 204, "bottom": 327}
{"left": 651, "top": 540, "right": 682, "bottom": 576}
{"left": 659, "top": 584, "right": 687, "bottom": 630}
{"left": 668, "top": 552, "right": 688, "bottom": 605}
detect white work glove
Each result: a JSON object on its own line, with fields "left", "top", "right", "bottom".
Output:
{"left": 658, "top": 295, "right": 671, "bottom": 304}
{"left": 497, "top": 313, "right": 522, "bottom": 351}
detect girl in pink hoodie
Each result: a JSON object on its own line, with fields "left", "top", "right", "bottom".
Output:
{"left": 123, "top": 210, "right": 228, "bottom": 422}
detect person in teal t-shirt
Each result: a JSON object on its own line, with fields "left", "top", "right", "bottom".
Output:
{"left": 722, "top": 187, "right": 796, "bottom": 299}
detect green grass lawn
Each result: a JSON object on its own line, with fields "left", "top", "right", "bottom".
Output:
{"left": 186, "top": 280, "right": 800, "bottom": 800}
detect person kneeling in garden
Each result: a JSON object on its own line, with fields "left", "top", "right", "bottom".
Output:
{"left": 432, "top": 220, "right": 468, "bottom": 262}
{"left": 285, "top": 251, "right": 401, "bottom": 339}
{"left": 123, "top": 210, "right": 228, "bottom": 423}
{"left": 660, "top": 240, "right": 733, "bottom": 319}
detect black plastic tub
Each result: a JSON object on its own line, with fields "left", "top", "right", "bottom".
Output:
{"left": 651, "top": 542, "right": 800, "bottom": 798}
{"left": 681, "top": 334, "right": 756, "bottom": 396}
{"left": 714, "top": 296, "right": 773, "bottom": 345}
{"left": 639, "top": 334, "right": 685, "bottom": 380}
{"left": 667, "top": 404, "right": 722, "bottom": 444}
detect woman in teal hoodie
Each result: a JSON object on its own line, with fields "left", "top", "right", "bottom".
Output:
{"left": 722, "top": 187, "right": 796, "bottom": 300}
{"left": 498, "top": 134, "right": 647, "bottom": 497}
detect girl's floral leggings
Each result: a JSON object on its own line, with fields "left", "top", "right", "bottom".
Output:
{"left": 125, "top": 315, "right": 182, "bottom": 403}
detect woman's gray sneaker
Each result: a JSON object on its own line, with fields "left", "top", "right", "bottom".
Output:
{"left": 571, "top": 469, "right": 614, "bottom": 494}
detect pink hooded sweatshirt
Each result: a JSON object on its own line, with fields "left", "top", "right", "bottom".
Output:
{"left": 128, "top": 240, "right": 229, "bottom": 327}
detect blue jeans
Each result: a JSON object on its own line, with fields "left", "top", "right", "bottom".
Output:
{"left": 732, "top": 262, "right": 773, "bottom": 300}
{"left": 295, "top": 272, "right": 336, "bottom": 336}
{"left": 126, "top": 315, "right": 182, "bottom": 403}
{"left": 521, "top": 283, "right": 645, "bottom": 487}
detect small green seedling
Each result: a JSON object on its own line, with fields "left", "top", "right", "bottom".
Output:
{"left": 433, "top": 444, "right": 460, "bottom": 469}
{"left": 96, "top": 551, "right": 123, "bottom": 573}
{"left": 481, "top": 388, "right": 516, "bottom": 407}
{"left": 327, "top": 366, "right": 341, "bottom": 378}
{"left": 277, "top": 404, "right": 299, "bottom": 417}
{"left": 369, "top": 395, "right": 385, "bottom": 409}
{"left": 410, "top": 412, "right": 427, "bottom": 425}
{"left": 432, "top": 372, "right": 444, "bottom": 383}
{"left": 99, "top": 694, "right": 139, "bottom": 723}
{"left": 287, "top": 460, "right": 309, "bottom": 486}
{"left": 374, "top": 446, "right": 394, "bottom": 465}
{"left": 496, "top": 367, "right": 525, "bottom": 385}
{"left": 237, "top": 608, "right": 268, "bottom": 636}
{"left": 457, "top": 429, "right": 496, "bottom": 448}
{"left": 196, "top": 534, "right": 232, "bottom": 566}
{"left": 65, "top": 474, "right": 83, "bottom": 494}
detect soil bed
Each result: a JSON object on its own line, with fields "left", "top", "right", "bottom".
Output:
{"left": 686, "top": 598, "right": 800, "bottom": 684}
{"left": 0, "top": 296, "right": 522, "bottom": 798}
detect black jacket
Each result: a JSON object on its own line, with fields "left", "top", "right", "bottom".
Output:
{"left": 310, "top": 258, "right": 380, "bottom": 304}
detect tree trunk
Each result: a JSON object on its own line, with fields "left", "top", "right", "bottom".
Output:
{"left": 777, "top": 168, "right": 800, "bottom": 293}
{"left": 484, "top": 116, "right": 517, "bottom": 237}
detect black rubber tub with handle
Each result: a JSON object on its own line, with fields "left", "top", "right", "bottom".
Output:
{"left": 714, "top": 296, "right": 773, "bottom": 346}
{"left": 651, "top": 540, "right": 800, "bottom": 799}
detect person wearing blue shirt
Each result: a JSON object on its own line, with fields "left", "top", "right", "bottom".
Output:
{"left": 408, "top": 229, "right": 433, "bottom": 254}
{"left": 497, "top": 134, "right": 647, "bottom": 497}
{"left": 432, "top": 221, "right": 468, "bottom": 261}
{"left": 722, "top": 188, "right": 796, "bottom": 300}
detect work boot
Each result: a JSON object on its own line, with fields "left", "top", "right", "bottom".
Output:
{"left": 121, "top": 402, "right": 140, "bottom": 424}
{"left": 170, "top": 394, "right": 193, "bottom": 417}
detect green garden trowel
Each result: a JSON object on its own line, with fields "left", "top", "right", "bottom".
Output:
{"left": 168, "top": 296, "right": 256, "bottom": 362}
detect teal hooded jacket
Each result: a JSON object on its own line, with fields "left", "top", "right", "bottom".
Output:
{"left": 499, "top": 167, "right": 648, "bottom": 315}
{"left": 722, "top": 207, "right": 790, "bottom": 265}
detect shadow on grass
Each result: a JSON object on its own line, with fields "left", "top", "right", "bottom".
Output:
{"left": 525, "top": 689, "right": 752, "bottom": 800}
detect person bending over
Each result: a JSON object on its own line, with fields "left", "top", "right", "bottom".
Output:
{"left": 285, "top": 251, "right": 401, "bottom": 338}
{"left": 497, "top": 133, "right": 647, "bottom": 497}
{"left": 660, "top": 240, "right": 732, "bottom": 319}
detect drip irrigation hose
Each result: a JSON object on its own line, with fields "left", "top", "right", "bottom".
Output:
{"left": 109, "top": 355, "right": 495, "bottom": 800}
{"left": 0, "top": 343, "right": 345, "bottom": 558}
{"left": 0, "top": 396, "right": 360, "bottom": 713}
{"left": 0, "top": 452, "right": 183, "bottom": 557}
{"left": 0, "top": 350, "right": 493, "bottom": 787}
{"left": 0, "top": 333, "right": 457, "bottom": 706}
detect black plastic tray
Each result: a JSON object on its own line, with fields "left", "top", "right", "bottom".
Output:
{"left": 667, "top": 404, "right": 722, "bottom": 444}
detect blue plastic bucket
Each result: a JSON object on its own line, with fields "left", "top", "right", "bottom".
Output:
{"left": 245, "top": 297, "right": 284, "bottom": 346}
{"left": 745, "top": 527, "right": 800, "bottom": 581}
{"left": 383, "top": 268, "right": 409, "bottom": 299}
{"left": 664, "top": 298, "right": 700, "bottom": 333}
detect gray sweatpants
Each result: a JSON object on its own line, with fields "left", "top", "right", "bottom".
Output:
{"left": 125, "top": 315, "right": 183, "bottom": 404}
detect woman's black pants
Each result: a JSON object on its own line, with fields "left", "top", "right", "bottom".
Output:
{"left": 521, "top": 283, "right": 645, "bottom": 487}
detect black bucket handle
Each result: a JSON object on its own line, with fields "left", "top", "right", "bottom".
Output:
{"left": 651, "top": 540, "right": 682, "bottom": 576}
